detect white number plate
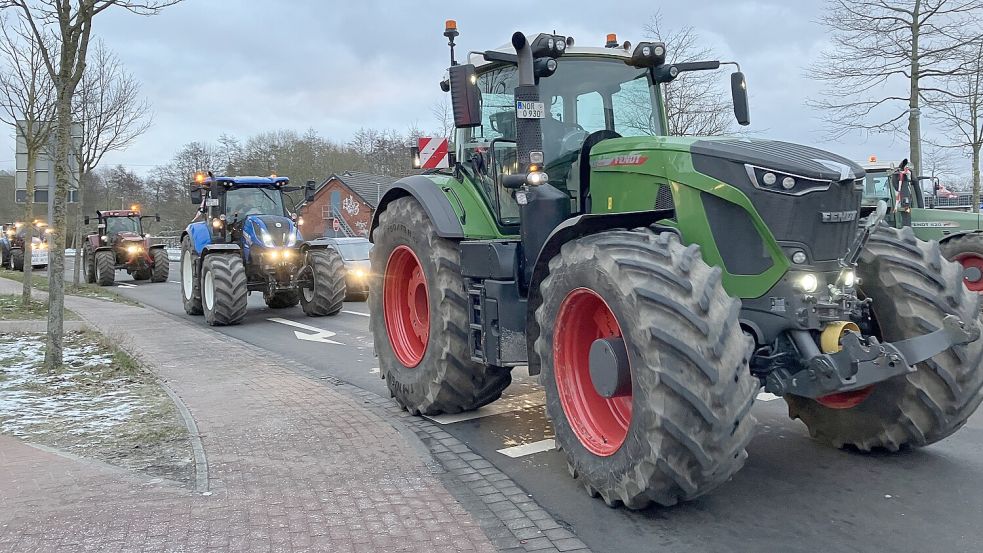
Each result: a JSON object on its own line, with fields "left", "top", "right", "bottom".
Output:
{"left": 31, "top": 249, "right": 48, "bottom": 266}
{"left": 205, "top": 198, "right": 220, "bottom": 207}
{"left": 516, "top": 101, "right": 545, "bottom": 119}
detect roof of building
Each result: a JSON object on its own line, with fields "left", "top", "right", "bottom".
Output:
{"left": 324, "top": 171, "right": 399, "bottom": 208}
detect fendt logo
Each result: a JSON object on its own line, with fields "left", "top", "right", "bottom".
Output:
{"left": 592, "top": 153, "right": 649, "bottom": 168}
{"left": 820, "top": 210, "right": 858, "bottom": 223}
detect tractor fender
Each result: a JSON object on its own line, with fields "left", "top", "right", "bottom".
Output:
{"left": 525, "top": 209, "right": 676, "bottom": 376}
{"left": 202, "top": 244, "right": 240, "bottom": 257}
{"left": 94, "top": 246, "right": 114, "bottom": 253}
{"left": 148, "top": 243, "right": 167, "bottom": 251}
{"left": 370, "top": 175, "right": 464, "bottom": 241}
{"left": 938, "top": 229, "right": 983, "bottom": 245}
{"left": 300, "top": 239, "right": 334, "bottom": 252}
{"left": 185, "top": 222, "right": 213, "bottom": 255}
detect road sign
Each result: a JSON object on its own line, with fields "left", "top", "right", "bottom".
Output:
{"left": 417, "top": 137, "right": 449, "bottom": 169}
{"left": 333, "top": 218, "right": 341, "bottom": 232}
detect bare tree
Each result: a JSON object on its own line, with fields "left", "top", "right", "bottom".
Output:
{"left": 0, "top": 14, "right": 55, "bottom": 307}
{"left": 71, "top": 39, "right": 152, "bottom": 285}
{"left": 810, "top": 0, "right": 983, "bottom": 175}
{"left": 926, "top": 40, "right": 983, "bottom": 211}
{"left": 639, "top": 14, "right": 734, "bottom": 136}
{"left": 430, "top": 98, "right": 453, "bottom": 139}
{"left": 2, "top": 0, "right": 182, "bottom": 369}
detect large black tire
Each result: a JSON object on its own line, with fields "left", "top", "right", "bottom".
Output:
{"left": 0, "top": 246, "right": 7, "bottom": 268}
{"left": 370, "top": 196, "right": 512, "bottom": 415}
{"left": 939, "top": 232, "right": 983, "bottom": 293}
{"left": 180, "top": 237, "right": 203, "bottom": 315}
{"left": 786, "top": 226, "right": 983, "bottom": 451}
{"left": 265, "top": 289, "right": 300, "bottom": 309}
{"left": 299, "top": 249, "right": 345, "bottom": 316}
{"left": 535, "top": 230, "right": 757, "bottom": 509}
{"left": 201, "top": 254, "right": 248, "bottom": 326}
{"left": 150, "top": 248, "right": 169, "bottom": 283}
{"left": 94, "top": 250, "right": 115, "bottom": 286}
{"left": 84, "top": 249, "right": 96, "bottom": 284}
{"left": 10, "top": 248, "right": 23, "bottom": 271}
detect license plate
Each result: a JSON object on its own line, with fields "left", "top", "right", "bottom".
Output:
{"left": 516, "top": 101, "right": 545, "bottom": 119}
{"left": 31, "top": 250, "right": 48, "bottom": 266}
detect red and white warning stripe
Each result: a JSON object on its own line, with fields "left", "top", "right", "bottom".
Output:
{"left": 418, "top": 137, "right": 449, "bottom": 169}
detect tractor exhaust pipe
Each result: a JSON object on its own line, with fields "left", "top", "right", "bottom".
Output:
{"left": 511, "top": 32, "right": 543, "bottom": 170}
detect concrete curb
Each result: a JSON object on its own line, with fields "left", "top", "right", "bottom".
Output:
{"left": 158, "top": 383, "right": 210, "bottom": 494}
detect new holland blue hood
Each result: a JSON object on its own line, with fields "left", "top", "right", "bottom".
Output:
{"left": 243, "top": 215, "right": 302, "bottom": 247}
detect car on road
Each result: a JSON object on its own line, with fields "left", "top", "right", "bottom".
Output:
{"left": 321, "top": 236, "right": 372, "bottom": 301}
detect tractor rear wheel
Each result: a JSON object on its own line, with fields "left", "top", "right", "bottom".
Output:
{"left": 370, "top": 196, "right": 512, "bottom": 415}
{"left": 535, "top": 230, "right": 757, "bottom": 509}
{"left": 939, "top": 232, "right": 983, "bottom": 293}
{"left": 84, "top": 249, "right": 96, "bottom": 284}
{"left": 10, "top": 249, "right": 23, "bottom": 271}
{"left": 786, "top": 226, "right": 983, "bottom": 451}
{"left": 150, "top": 249, "right": 169, "bottom": 283}
{"left": 201, "top": 253, "right": 247, "bottom": 326}
{"left": 180, "top": 237, "right": 203, "bottom": 316}
{"left": 299, "top": 249, "right": 345, "bottom": 316}
{"left": 94, "top": 250, "right": 115, "bottom": 286}
{"left": 265, "top": 289, "right": 300, "bottom": 309}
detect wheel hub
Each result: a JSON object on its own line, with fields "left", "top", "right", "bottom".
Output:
{"left": 956, "top": 253, "right": 983, "bottom": 291}
{"left": 554, "top": 288, "right": 632, "bottom": 457}
{"left": 588, "top": 337, "right": 631, "bottom": 399}
{"left": 383, "top": 246, "right": 430, "bottom": 367}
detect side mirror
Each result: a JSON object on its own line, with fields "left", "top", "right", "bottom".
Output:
{"left": 190, "top": 187, "right": 202, "bottom": 204}
{"left": 448, "top": 63, "right": 481, "bottom": 128}
{"left": 84, "top": 216, "right": 90, "bottom": 225}
{"left": 731, "top": 71, "right": 750, "bottom": 126}
{"left": 305, "top": 180, "right": 316, "bottom": 203}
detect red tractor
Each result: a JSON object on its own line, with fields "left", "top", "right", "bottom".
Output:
{"left": 82, "top": 209, "right": 169, "bottom": 286}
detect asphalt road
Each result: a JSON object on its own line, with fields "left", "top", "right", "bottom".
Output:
{"left": 53, "top": 259, "right": 983, "bottom": 553}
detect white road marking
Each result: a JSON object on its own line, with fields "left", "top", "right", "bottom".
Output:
{"left": 756, "top": 392, "right": 781, "bottom": 402}
{"left": 369, "top": 367, "right": 380, "bottom": 374}
{"left": 426, "top": 390, "right": 546, "bottom": 425}
{"left": 267, "top": 317, "right": 344, "bottom": 345}
{"left": 342, "top": 310, "right": 370, "bottom": 317}
{"left": 497, "top": 438, "right": 556, "bottom": 458}
{"left": 169, "top": 280, "right": 181, "bottom": 284}
{"left": 117, "top": 283, "right": 137, "bottom": 289}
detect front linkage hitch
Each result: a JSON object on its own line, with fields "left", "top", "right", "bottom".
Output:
{"left": 765, "top": 316, "right": 978, "bottom": 398}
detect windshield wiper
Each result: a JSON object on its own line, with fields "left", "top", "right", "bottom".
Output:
{"left": 258, "top": 188, "right": 282, "bottom": 213}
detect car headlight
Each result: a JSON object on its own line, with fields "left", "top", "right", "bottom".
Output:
{"left": 286, "top": 231, "right": 297, "bottom": 247}
{"left": 260, "top": 231, "right": 274, "bottom": 247}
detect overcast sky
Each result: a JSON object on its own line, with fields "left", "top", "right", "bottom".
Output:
{"left": 0, "top": 0, "right": 952, "bottom": 178}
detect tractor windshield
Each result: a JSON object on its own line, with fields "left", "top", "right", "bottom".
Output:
{"left": 223, "top": 186, "right": 287, "bottom": 218}
{"left": 105, "top": 216, "right": 141, "bottom": 235}
{"left": 862, "top": 171, "right": 892, "bottom": 206}
{"left": 458, "top": 56, "right": 663, "bottom": 223}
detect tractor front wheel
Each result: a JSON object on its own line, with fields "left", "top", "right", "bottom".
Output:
{"left": 201, "top": 254, "right": 247, "bottom": 326}
{"left": 10, "top": 249, "right": 23, "bottom": 271}
{"left": 786, "top": 226, "right": 983, "bottom": 450}
{"left": 370, "top": 196, "right": 511, "bottom": 415}
{"left": 150, "top": 249, "right": 169, "bottom": 283}
{"left": 94, "top": 250, "right": 115, "bottom": 286}
{"left": 84, "top": 249, "right": 96, "bottom": 284}
{"left": 535, "top": 230, "right": 758, "bottom": 509}
{"left": 299, "top": 249, "right": 345, "bottom": 316}
{"left": 180, "top": 237, "right": 203, "bottom": 316}
{"left": 939, "top": 232, "right": 983, "bottom": 293}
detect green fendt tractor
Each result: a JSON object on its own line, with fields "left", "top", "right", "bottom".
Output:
{"left": 369, "top": 22, "right": 983, "bottom": 509}
{"left": 861, "top": 157, "right": 983, "bottom": 292}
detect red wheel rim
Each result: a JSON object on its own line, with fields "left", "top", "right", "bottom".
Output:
{"left": 816, "top": 387, "right": 874, "bottom": 409}
{"left": 384, "top": 246, "right": 430, "bottom": 367}
{"left": 954, "top": 253, "right": 983, "bottom": 292}
{"left": 553, "top": 288, "right": 632, "bottom": 457}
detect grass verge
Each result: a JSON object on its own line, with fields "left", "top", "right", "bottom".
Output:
{"left": 0, "top": 294, "right": 79, "bottom": 321}
{"left": 0, "top": 267, "right": 138, "bottom": 305}
{"left": 0, "top": 330, "right": 193, "bottom": 486}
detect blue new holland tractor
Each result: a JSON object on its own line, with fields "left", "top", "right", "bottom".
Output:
{"left": 180, "top": 173, "right": 346, "bottom": 326}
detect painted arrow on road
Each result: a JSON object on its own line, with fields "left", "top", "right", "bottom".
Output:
{"left": 267, "top": 318, "right": 344, "bottom": 345}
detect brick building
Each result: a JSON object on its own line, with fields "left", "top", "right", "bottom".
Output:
{"left": 298, "top": 171, "right": 398, "bottom": 239}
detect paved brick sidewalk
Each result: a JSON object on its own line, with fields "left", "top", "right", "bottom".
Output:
{"left": 0, "top": 283, "right": 496, "bottom": 552}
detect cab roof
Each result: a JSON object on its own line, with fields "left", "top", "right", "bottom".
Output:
{"left": 468, "top": 34, "right": 636, "bottom": 69}
{"left": 205, "top": 176, "right": 290, "bottom": 187}
{"left": 98, "top": 210, "right": 140, "bottom": 217}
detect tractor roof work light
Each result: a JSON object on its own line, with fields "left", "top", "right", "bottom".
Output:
{"left": 630, "top": 41, "right": 667, "bottom": 68}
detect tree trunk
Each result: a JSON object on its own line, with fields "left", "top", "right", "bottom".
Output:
{"left": 21, "top": 149, "right": 36, "bottom": 307}
{"left": 44, "top": 85, "right": 73, "bottom": 370}
{"left": 909, "top": 0, "right": 923, "bottom": 175}
{"left": 973, "top": 145, "right": 981, "bottom": 215}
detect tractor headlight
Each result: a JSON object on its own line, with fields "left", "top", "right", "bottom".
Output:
{"left": 839, "top": 268, "right": 856, "bottom": 288}
{"left": 260, "top": 230, "right": 274, "bottom": 247}
{"left": 746, "top": 164, "right": 831, "bottom": 196}
{"left": 526, "top": 171, "right": 549, "bottom": 186}
{"left": 286, "top": 231, "right": 297, "bottom": 247}
{"left": 796, "top": 273, "right": 819, "bottom": 293}
{"left": 211, "top": 218, "right": 223, "bottom": 229}
{"left": 100, "top": 235, "right": 108, "bottom": 242}
{"left": 351, "top": 268, "right": 366, "bottom": 279}
{"left": 126, "top": 245, "right": 143, "bottom": 255}
{"left": 791, "top": 250, "right": 807, "bottom": 264}
{"left": 267, "top": 249, "right": 280, "bottom": 261}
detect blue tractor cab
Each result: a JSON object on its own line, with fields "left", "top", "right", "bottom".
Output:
{"left": 179, "top": 173, "right": 346, "bottom": 326}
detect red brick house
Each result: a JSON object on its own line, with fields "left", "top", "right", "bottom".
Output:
{"left": 298, "top": 171, "right": 398, "bottom": 239}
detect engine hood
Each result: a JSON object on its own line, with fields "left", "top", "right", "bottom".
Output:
{"left": 690, "top": 138, "right": 865, "bottom": 182}
{"left": 116, "top": 232, "right": 144, "bottom": 242}
{"left": 245, "top": 215, "right": 299, "bottom": 247}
